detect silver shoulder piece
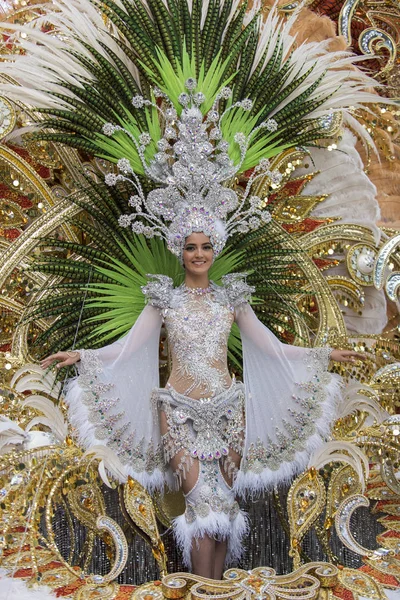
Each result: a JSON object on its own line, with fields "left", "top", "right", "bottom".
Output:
{"left": 220, "top": 273, "right": 255, "bottom": 307}
{"left": 141, "top": 274, "right": 175, "bottom": 309}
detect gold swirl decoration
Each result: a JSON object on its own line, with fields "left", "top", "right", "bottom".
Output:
{"left": 122, "top": 477, "right": 168, "bottom": 576}
{"left": 338, "top": 0, "right": 361, "bottom": 46}
{"left": 0, "top": 5, "right": 398, "bottom": 596}
{"left": 359, "top": 28, "right": 396, "bottom": 74}
{"left": 335, "top": 494, "right": 394, "bottom": 560}
{"left": 338, "top": 568, "right": 388, "bottom": 599}
{"left": 46, "top": 462, "right": 129, "bottom": 585}
{"left": 153, "top": 563, "right": 340, "bottom": 600}
{"left": 287, "top": 468, "right": 327, "bottom": 570}
{"left": 325, "top": 465, "right": 362, "bottom": 526}
{"left": 338, "top": 0, "right": 398, "bottom": 77}
{"left": 373, "top": 233, "right": 400, "bottom": 301}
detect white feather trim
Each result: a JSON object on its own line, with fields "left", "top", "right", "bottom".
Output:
{"left": 233, "top": 374, "right": 342, "bottom": 497}
{"left": 65, "top": 379, "right": 164, "bottom": 491}
{"left": 172, "top": 509, "right": 249, "bottom": 568}
{"left": 0, "top": 570, "right": 57, "bottom": 600}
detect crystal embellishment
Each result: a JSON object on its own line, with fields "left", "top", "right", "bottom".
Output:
{"left": 102, "top": 80, "right": 279, "bottom": 258}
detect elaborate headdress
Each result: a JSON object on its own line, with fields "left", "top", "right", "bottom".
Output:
{"left": 104, "top": 80, "right": 279, "bottom": 259}
{"left": 0, "top": 0, "right": 385, "bottom": 265}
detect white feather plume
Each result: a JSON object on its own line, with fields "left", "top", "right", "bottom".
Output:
{"left": 0, "top": 0, "right": 393, "bottom": 152}
{"left": 0, "top": 570, "right": 57, "bottom": 600}
{"left": 294, "top": 129, "right": 388, "bottom": 335}
{"left": 336, "top": 381, "right": 389, "bottom": 425}
{"left": 11, "top": 364, "right": 61, "bottom": 398}
{"left": 0, "top": 417, "right": 28, "bottom": 454}
{"left": 22, "top": 396, "right": 68, "bottom": 442}
{"left": 82, "top": 445, "right": 127, "bottom": 487}
{"left": 308, "top": 440, "right": 369, "bottom": 491}
{"left": 0, "top": 417, "right": 60, "bottom": 454}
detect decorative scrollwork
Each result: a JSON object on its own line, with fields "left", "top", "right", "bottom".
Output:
{"left": 335, "top": 494, "right": 394, "bottom": 560}
{"left": 374, "top": 233, "right": 400, "bottom": 301}
{"left": 326, "top": 465, "right": 362, "bottom": 525}
{"left": 338, "top": 567, "right": 387, "bottom": 599}
{"left": 380, "top": 457, "right": 400, "bottom": 495}
{"left": 359, "top": 28, "right": 397, "bottom": 74}
{"left": 338, "top": 0, "right": 361, "bottom": 45}
{"left": 386, "top": 273, "right": 400, "bottom": 302}
{"left": 122, "top": 476, "right": 168, "bottom": 576}
{"left": 287, "top": 468, "right": 326, "bottom": 569}
{"left": 94, "top": 516, "right": 129, "bottom": 584}
{"left": 346, "top": 244, "right": 377, "bottom": 286}
{"left": 154, "top": 563, "right": 340, "bottom": 600}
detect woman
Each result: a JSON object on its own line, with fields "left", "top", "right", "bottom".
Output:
{"left": 41, "top": 231, "right": 364, "bottom": 580}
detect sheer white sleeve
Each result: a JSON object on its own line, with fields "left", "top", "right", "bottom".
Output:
{"left": 64, "top": 304, "right": 164, "bottom": 490}
{"left": 234, "top": 304, "right": 342, "bottom": 496}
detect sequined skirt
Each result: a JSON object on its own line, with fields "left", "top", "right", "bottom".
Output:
{"left": 153, "top": 381, "right": 245, "bottom": 484}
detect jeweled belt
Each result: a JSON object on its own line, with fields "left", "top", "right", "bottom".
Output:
{"left": 155, "top": 382, "right": 244, "bottom": 462}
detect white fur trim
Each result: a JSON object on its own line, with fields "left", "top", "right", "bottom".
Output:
{"left": 233, "top": 374, "right": 343, "bottom": 497}
{"left": 0, "top": 570, "right": 57, "bottom": 599}
{"left": 65, "top": 379, "right": 165, "bottom": 492}
{"left": 172, "top": 509, "right": 249, "bottom": 569}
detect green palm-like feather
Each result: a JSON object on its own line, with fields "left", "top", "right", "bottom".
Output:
{"left": 92, "top": 102, "right": 161, "bottom": 170}
{"left": 3, "top": 0, "right": 375, "bottom": 180}
{"left": 83, "top": 236, "right": 244, "bottom": 349}
{"left": 5, "top": 0, "right": 380, "bottom": 369}
{"left": 141, "top": 46, "right": 235, "bottom": 115}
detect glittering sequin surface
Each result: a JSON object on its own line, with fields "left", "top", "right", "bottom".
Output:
{"left": 164, "top": 288, "right": 234, "bottom": 396}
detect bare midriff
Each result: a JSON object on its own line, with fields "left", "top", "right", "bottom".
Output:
{"left": 162, "top": 291, "right": 234, "bottom": 399}
{"left": 166, "top": 359, "right": 233, "bottom": 399}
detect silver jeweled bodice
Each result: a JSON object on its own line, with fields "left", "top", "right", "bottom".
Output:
{"left": 164, "top": 289, "right": 234, "bottom": 396}
{"left": 141, "top": 273, "right": 254, "bottom": 397}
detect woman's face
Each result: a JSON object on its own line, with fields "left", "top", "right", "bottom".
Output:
{"left": 182, "top": 232, "right": 214, "bottom": 276}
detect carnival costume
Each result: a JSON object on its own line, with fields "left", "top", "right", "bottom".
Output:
{"left": 0, "top": 0, "right": 386, "bottom": 570}
{"left": 51, "top": 81, "right": 344, "bottom": 566}
{"left": 66, "top": 273, "right": 338, "bottom": 567}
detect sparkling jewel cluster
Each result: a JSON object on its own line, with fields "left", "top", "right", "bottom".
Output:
{"left": 102, "top": 78, "right": 279, "bottom": 257}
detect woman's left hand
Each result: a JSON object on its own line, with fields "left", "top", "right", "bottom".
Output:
{"left": 330, "top": 350, "right": 366, "bottom": 363}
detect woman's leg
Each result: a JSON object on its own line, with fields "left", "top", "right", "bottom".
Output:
{"left": 191, "top": 535, "right": 216, "bottom": 578}
{"left": 212, "top": 445, "right": 243, "bottom": 578}
{"left": 214, "top": 540, "right": 227, "bottom": 580}
{"left": 160, "top": 409, "right": 217, "bottom": 579}
{"left": 159, "top": 403, "right": 247, "bottom": 580}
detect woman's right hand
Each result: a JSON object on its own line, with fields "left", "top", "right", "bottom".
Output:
{"left": 40, "top": 351, "right": 81, "bottom": 370}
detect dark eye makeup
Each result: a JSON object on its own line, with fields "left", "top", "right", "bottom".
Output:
{"left": 184, "top": 243, "right": 213, "bottom": 251}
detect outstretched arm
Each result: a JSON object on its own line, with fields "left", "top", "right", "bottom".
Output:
{"left": 233, "top": 303, "right": 365, "bottom": 495}
{"left": 40, "top": 304, "right": 162, "bottom": 370}
{"left": 330, "top": 349, "right": 366, "bottom": 363}
{"left": 235, "top": 304, "right": 365, "bottom": 363}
